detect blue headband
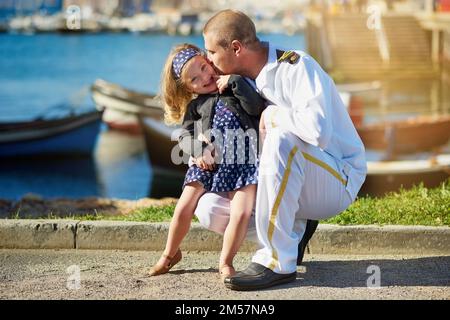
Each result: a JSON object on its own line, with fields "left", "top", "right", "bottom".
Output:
{"left": 172, "top": 48, "right": 201, "bottom": 79}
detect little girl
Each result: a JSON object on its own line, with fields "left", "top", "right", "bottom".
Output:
{"left": 148, "top": 43, "right": 265, "bottom": 281}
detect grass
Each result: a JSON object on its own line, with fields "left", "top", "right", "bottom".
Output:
{"left": 8, "top": 180, "right": 450, "bottom": 226}
{"left": 323, "top": 181, "right": 450, "bottom": 226}
{"left": 108, "top": 204, "right": 179, "bottom": 222}
{"left": 31, "top": 204, "right": 185, "bottom": 223}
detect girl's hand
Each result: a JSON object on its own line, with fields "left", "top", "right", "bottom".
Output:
{"left": 216, "top": 75, "right": 231, "bottom": 94}
{"left": 195, "top": 145, "right": 216, "bottom": 171}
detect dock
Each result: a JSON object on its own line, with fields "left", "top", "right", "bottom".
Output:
{"left": 305, "top": 7, "right": 450, "bottom": 119}
{"left": 306, "top": 11, "right": 444, "bottom": 81}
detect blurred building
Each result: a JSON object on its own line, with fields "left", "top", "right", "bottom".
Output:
{"left": 0, "top": 0, "right": 62, "bottom": 17}
{"left": 118, "top": 0, "right": 153, "bottom": 16}
{"left": 62, "top": 0, "right": 154, "bottom": 16}
{"left": 63, "top": 0, "right": 120, "bottom": 16}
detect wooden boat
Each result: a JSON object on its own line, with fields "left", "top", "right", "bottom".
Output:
{"left": 0, "top": 109, "right": 102, "bottom": 157}
{"left": 361, "top": 155, "right": 450, "bottom": 197}
{"left": 109, "top": 78, "right": 448, "bottom": 155}
{"left": 90, "top": 79, "right": 163, "bottom": 134}
{"left": 357, "top": 115, "right": 450, "bottom": 158}
{"left": 138, "top": 114, "right": 450, "bottom": 197}
{"left": 138, "top": 116, "right": 186, "bottom": 178}
{"left": 137, "top": 91, "right": 450, "bottom": 164}
{"left": 337, "top": 83, "right": 450, "bottom": 157}
{"left": 101, "top": 108, "right": 143, "bottom": 135}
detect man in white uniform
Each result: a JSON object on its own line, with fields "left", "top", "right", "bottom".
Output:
{"left": 198, "top": 10, "right": 367, "bottom": 290}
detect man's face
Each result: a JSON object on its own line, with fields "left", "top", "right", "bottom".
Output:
{"left": 203, "top": 32, "right": 237, "bottom": 75}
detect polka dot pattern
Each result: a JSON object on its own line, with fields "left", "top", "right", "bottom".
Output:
{"left": 172, "top": 48, "right": 200, "bottom": 79}
{"left": 184, "top": 100, "right": 258, "bottom": 192}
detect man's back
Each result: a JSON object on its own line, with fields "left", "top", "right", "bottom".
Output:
{"left": 254, "top": 43, "right": 367, "bottom": 201}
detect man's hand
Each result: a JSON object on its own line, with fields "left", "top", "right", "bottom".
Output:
{"left": 216, "top": 75, "right": 231, "bottom": 94}
{"left": 259, "top": 109, "right": 267, "bottom": 144}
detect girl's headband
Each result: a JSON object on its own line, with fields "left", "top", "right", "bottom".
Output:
{"left": 172, "top": 48, "right": 201, "bottom": 79}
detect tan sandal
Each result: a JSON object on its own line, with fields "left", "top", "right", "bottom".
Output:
{"left": 148, "top": 249, "right": 182, "bottom": 276}
{"left": 219, "top": 265, "right": 236, "bottom": 283}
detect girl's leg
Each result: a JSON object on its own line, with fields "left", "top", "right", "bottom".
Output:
{"left": 219, "top": 184, "right": 257, "bottom": 280}
{"left": 149, "top": 182, "right": 205, "bottom": 276}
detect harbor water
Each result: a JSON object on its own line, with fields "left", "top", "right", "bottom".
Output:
{"left": 0, "top": 32, "right": 306, "bottom": 200}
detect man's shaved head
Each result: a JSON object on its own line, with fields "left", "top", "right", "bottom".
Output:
{"left": 203, "top": 10, "right": 258, "bottom": 49}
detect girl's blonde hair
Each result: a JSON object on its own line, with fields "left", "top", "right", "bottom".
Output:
{"left": 160, "top": 43, "right": 204, "bottom": 125}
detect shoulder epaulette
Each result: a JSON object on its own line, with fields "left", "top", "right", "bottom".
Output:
{"left": 276, "top": 50, "right": 300, "bottom": 64}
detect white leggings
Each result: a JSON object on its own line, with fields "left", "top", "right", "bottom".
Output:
{"left": 195, "top": 191, "right": 258, "bottom": 242}
{"left": 195, "top": 128, "right": 353, "bottom": 273}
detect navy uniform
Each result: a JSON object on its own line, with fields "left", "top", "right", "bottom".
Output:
{"left": 195, "top": 43, "right": 367, "bottom": 288}
{"left": 249, "top": 43, "right": 366, "bottom": 274}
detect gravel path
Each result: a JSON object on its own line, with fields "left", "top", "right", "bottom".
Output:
{"left": 1, "top": 249, "right": 449, "bottom": 300}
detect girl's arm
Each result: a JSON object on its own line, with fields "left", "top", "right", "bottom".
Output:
{"left": 219, "top": 75, "right": 266, "bottom": 116}
{"left": 178, "top": 101, "right": 206, "bottom": 158}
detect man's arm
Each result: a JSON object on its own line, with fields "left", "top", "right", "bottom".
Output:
{"left": 218, "top": 74, "right": 265, "bottom": 116}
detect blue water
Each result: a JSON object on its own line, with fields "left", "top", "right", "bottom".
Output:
{"left": 0, "top": 32, "right": 305, "bottom": 200}
{"left": 0, "top": 32, "right": 305, "bottom": 121}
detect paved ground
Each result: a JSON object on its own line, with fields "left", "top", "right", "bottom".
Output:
{"left": 0, "top": 249, "right": 449, "bottom": 300}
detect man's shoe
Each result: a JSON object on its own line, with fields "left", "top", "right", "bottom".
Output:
{"left": 224, "top": 262, "right": 296, "bottom": 291}
{"left": 297, "top": 220, "right": 319, "bottom": 266}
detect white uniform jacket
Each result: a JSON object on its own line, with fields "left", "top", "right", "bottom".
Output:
{"left": 255, "top": 43, "right": 367, "bottom": 201}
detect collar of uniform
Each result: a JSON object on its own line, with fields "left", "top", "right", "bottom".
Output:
{"left": 255, "top": 42, "right": 278, "bottom": 90}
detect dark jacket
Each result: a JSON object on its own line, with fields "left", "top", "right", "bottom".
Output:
{"left": 179, "top": 75, "right": 265, "bottom": 158}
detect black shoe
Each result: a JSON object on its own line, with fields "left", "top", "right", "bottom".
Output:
{"left": 224, "top": 262, "right": 296, "bottom": 291}
{"left": 297, "top": 220, "right": 319, "bottom": 266}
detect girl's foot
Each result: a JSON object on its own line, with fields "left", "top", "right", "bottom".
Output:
{"left": 219, "top": 264, "right": 236, "bottom": 283}
{"left": 148, "top": 249, "right": 182, "bottom": 276}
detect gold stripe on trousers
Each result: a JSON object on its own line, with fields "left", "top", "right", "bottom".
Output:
{"left": 265, "top": 147, "right": 346, "bottom": 270}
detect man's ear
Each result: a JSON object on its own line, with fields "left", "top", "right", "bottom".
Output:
{"left": 231, "top": 40, "right": 242, "bottom": 57}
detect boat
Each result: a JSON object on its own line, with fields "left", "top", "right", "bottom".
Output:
{"left": 138, "top": 114, "right": 450, "bottom": 197}
{"left": 361, "top": 154, "right": 450, "bottom": 197}
{"left": 138, "top": 116, "right": 187, "bottom": 178}
{"left": 0, "top": 109, "right": 103, "bottom": 157}
{"left": 103, "top": 79, "right": 449, "bottom": 155}
{"left": 90, "top": 79, "right": 163, "bottom": 134}
{"left": 101, "top": 108, "right": 144, "bottom": 135}
{"left": 357, "top": 115, "right": 450, "bottom": 159}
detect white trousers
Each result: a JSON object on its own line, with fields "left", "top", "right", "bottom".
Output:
{"left": 195, "top": 128, "right": 352, "bottom": 273}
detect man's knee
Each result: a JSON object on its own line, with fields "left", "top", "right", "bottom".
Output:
{"left": 194, "top": 192, "right": 230, "bottom": 234}
{"left": 194, "top": 193, "right": 215, "bottom": 229}
{"left": 260, "top": 129, "right": 304, "bottom": 176}
{"left": 266, "top": 129, "right": 303, "bottom": 157}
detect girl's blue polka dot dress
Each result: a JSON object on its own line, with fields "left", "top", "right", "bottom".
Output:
{"left": 184, "top": 100, "right": 258, "bottom": 192}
